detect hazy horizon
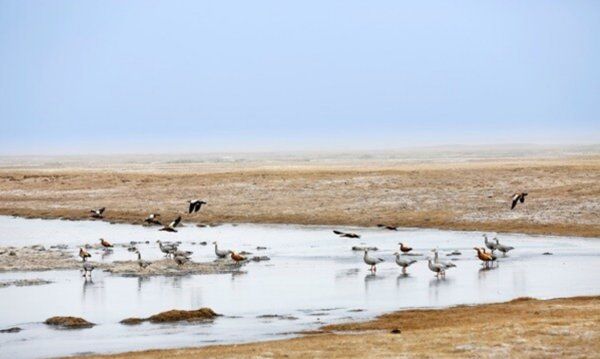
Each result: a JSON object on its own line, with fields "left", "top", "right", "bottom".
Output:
{"left": 1, "top": 1, "right": 599, "bottom": 155}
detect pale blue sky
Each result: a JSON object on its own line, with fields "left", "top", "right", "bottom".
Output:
{"left": 1, "top": 1, "right": 599, "bottom": 155}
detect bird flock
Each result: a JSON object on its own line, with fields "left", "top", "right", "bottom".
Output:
{"left": 358, "top": 232, "right": 515, "bottom": 278}
{"left": 81, "top": 200, "right": 249, "bottom": 278}
{"left": 84, "top": 192, "right": 524, "bottom": 279}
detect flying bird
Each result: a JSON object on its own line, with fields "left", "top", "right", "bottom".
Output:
{"left": 144, "top": 213, "right": 161, "bottom": 225}
{"left": 333, "top": 230, "right": 360, "bottom": 238}
{"left": 188, "top": 200, "right": 207, "bottom": 214}
{"left": 511, "top": 192, "right": 528, "bottom": 210}
{"left": 377, "top": 224, "right": 398, "bottom": 231}
{"left": 159, "top": 216, "right": 182, "bottom": 232}
{"left": 90, "top": 207, "right": 105, "bottom": 218}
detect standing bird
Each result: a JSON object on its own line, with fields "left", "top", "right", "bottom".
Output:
{"left": 135, "top": 251, "right": 150, "bottom": 269}
{"left": 333, "top": 230, "right": 360, "bottom": 238}
{"left": 157, "top": 240, "right": 178, "bottom": 257}
{"left": 377, "top": 224, "right": 398, "bottom": 231}
{"left": 483, "top": 234, "right": 498, "bottom": 253}
{"left": 230, "top": 252, "right": 247, "bottom": 264}
{"left": 82, "top": 257, "right": 94, "bottom": 278}
{"left": 159, "top": 216, "right": 182, "bottom": 232}
{"left": 144, "top": 213, "right": 161, "bottom": 225}
{"left": 494, "top": 238, "right": 514, "bottom": 256}
{"left": 79, "top": 247, "right": 91, "bottom": 261}
{"left": 213, "top": 242, "right": 232, "bottom": 258}
{"left": 99, "top": 238, "right": 113, "bottom": 249}
{"left": 188, "top": 200, "right": 207, "bottom": 214}
{"left": 511, "top": 192, "right": 528, "bottom": 210}
{"left": 474, "top": 247, "right": 495, "bottom": 268}
{"left": 90, "top": 207, "right": 105, "bottom": 219}
{"left": 393, "top": 252, "right": 416, "bottom": 274}
{"left": 427, "top": 258, "right": 446, "bottom": 278}
{"left": 398, "top": 242, "right": 413, "bottom": 254}
{"left": 431, "top": 249, "right": 457, "bottom": 269}
{"left": 363, "top": 249, "right": 384, "bottom": 272}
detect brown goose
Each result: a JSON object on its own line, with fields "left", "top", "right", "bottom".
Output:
{"left": 398, "top": 242, "right": 413, "bottom": 254}
{"left": 333, "top": 230, "right": 360, "bottom": 238}
{"left": 159, "top": 216, "right": 181, "bottom": 232}
{"left": 511, "top": 192, "right": 528, "bottom": 210}
{"left": 90, "top": 207, "right": 105, "bottom": 218}
{"left": 79, "top": 247, "right": 91, "bottom": 261}
{"left": 99, "top": 238, "right": 113, "bottom": 248}
{"left": 231, "top": 252, "right": 247, "bottom": 264}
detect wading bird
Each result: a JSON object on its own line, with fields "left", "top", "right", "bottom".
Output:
{"left": 213, "top": 242, "right": 232, "bottom": 258}
{"left": 431, "top": 249, "right": 456, "bottom": 270}
{"left": 333, "top": 230, "right": 360, "bottom": 238}
{"left": 159, "top": 216, "right": 181, "bottom": 232}
{"left": 231, "top": 252, "right": 247, "bottom": 264}
{"left": 393, "top": 252, "right": 416, "bottom": 274}
{"left": 188, "top": 200, "right": 207, "bottom": 213}
{"left": 79, "top": 247, "right": 91, "bottom": 261}
{"left": 483, "top": 234, "right": 497, "bottom": 253}
{"left": 474, "top": 247, "right": 495, "bottom": 268}
{"left": 363, "top": 249, "right": 384, "bottom": 272}
{"left": 494, "top": 238, "right": 514, "bottom": 256}
{"left": 398, "top": 242, "right": 413, "bottom": 254}
{"left": 173, "top": 254, "right": 189, "bottom": 266}
{"left": 427, "top": 258, "right": 446, "bottom": 278}
{"left": 82, "top": 257, "right": 94, "bottom": 278}
{"left": 135, "top": 251, "right": 150, "bottom": 269}
{"left": 99, "top": 238, "right": 113, "bottom": 249}
{"left": 90, "top": 207, "right": 105, "bottom": 219}
{"left": 511, "top": 192, "right": 528, "bottom": 210}
{"left": 157, "top": 240, "right": 178, "bottom": 257}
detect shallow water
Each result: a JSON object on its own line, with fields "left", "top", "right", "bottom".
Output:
{"left": 0, "top": 216, "right": 599, "bottom": 359}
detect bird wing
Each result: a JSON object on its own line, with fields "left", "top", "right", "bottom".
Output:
{"left": 511, "top": 198, "right": 518, "bottom": 209}
{"left": 194, "top": 201, "right": 201, "bottom": 212}
{"left": 333, "top": 230, "right": 343, "bottom": 235}
{"left": 172, "top": 216, "right": 182, "bottom": 227}
{"left": 188, "top": 202, "right": 194, "bottom": 214}
{"left": 520, "top": 195, "right": 526, "bottom": 203}
{"left": 99, "top": 207, "right": 105, "bottom": 214}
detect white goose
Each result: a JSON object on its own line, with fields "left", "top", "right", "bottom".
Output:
{"left": 494, "top": 238, "right": 514, "bottom": 256}
{"left": 213, "top": 242, "right": 232, "bottom": 258}
{"left": 427, "top": 258, "right": 446, "bottom": 278}
{"left": 363, "top": 249, "right": 384, "bottom": 272}
{"left": 431, "top": 249, "right": 456, "bottom": 269}
{"left": 393, "top": 252, "right": 416, "bottom": 274}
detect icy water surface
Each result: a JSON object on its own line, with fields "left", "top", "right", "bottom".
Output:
{"left": 0, "top": 216, "right": 599, "bottom": 358}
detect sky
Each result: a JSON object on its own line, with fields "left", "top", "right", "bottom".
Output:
{"left": 0, "top": 1, "right": 599, "bottom": 155}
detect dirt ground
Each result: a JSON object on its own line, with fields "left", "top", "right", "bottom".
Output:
{"left": 0, "top": 155, "right": 598, "bottom": 237}
{"left": 74, "top": 296, "right": 600, "bottom": 359}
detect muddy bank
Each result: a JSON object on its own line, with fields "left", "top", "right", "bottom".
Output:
{"left": 45, "top": 316, "right": 94, "bottom": 329}
{"left": 75, "top": 296, "right": 600, "bottom": 359}
{"left": 121, "top": 308, "right": 220, "bottom": 325}
{"left": 0, "top": 246, "right": 243, "bottom": 276}
{"left": 1, "top": 157, "right": 599, "bottom": 238}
